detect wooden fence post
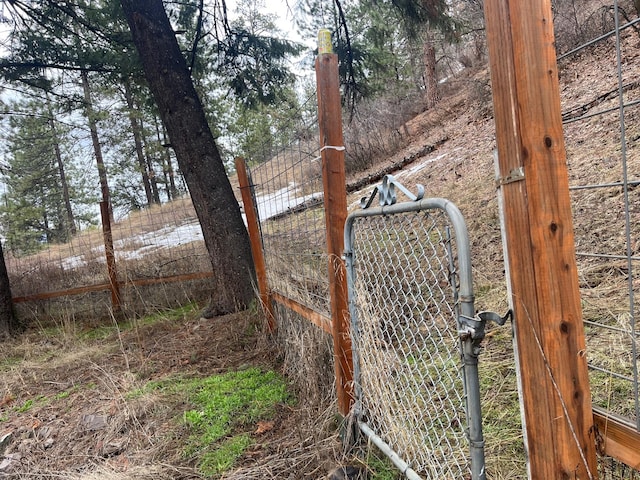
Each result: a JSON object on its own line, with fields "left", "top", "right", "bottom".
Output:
{"left": 316, "top": 31, "right": 354, "bottom": 416}
{"left": 484, "top": 1, "right": 598, "bottom": 477}
{"left": 100, "top": 200, "right": 121, "bottom": 312}
{"left": 235, "top": 157, "right": 276, "bottom": 332}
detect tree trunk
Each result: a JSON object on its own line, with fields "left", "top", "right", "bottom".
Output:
{"left": 81, "top": 70, "right": 121, "bottom": 311}
{"left": 123, "top": 79, "right": 155, "bottom": 206}
{"left": 155, "top": 115, "right": 178, "bottom": 201}
{"left": 144, "top": 149, "right": 161, "bottom": 205}
{"left": 81, "top": 70, "right": 112, "bottom": 219}
{"left": 0, "top": 241, "right": 18, "bottom": 336}
{"left": 47, "top": 96, "right": 76, "bottom": 236}
{"left": 139, "top": 116, "right": 161, "bottom": 204}
{"left": 423, "top": 34, "right": 439, "bottom": 109}
{"left": 120, "top": 0, "right": 257, "bottom": 316}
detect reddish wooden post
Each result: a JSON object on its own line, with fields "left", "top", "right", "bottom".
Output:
{"left": 100, "top": 200, "right": 121, "bottom": 311}
{"left": 316, "top": 30, "right": 354, "bottom": 416}
{"left": 235, "top": 157, "right": 276, "bottom": 332}
{"left": 484, "top": 0, "right": 598, "bottom": 477}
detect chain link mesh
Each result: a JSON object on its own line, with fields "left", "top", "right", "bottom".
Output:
{"left": 348, "top": 208, "right": 471, "bottom": 479}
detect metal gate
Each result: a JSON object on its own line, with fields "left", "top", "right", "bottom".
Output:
{"left": 344, "top": 176, "right": 496, "bottom": 480}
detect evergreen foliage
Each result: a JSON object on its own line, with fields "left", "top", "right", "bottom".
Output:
{"left": 0, "top": 98, "right": 95, "bottom": 254}
{"left": 0, "top": 0, "right": 495, "bottom": 322}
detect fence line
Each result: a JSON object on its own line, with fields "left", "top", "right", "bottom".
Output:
{"left": 556, "top": 0, "right": 640, "bottom": 473}
{"left": 6, "top": 196, "right": 213, "bottom": 322}
{"left": 240, "top": 18, "right": 640, "bottom": 478}
{"left": 4, "top": 8, "right": 640, "bottom": 476}
{"left": 238, "top": 42, "right": 353, "bottom": 415}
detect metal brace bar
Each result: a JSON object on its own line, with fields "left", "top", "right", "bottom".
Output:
{"left": 495, "top": 167, "right": 525, "bottom": 188}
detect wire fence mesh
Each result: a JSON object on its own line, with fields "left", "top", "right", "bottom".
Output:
{"left": 245, "top": 137, "right": 330, "bottom": 317}
{"left": 557, "top": 1, "right": 640, "bottom": 475}
{"left": 6, "top": 196, "right": 213, "bottom": 323}
{"left": 344, "top": 191, "right": 486, "bottom": 479}
{"left": 2, "top": 7, "right": 639, "bottom": 474}
{"left": 559, "top": 0, "right": 640, "bottom": 433}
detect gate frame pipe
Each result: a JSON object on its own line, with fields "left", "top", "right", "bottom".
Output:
{"left": 344, "top": 197, "right": 487, "bottom": 480}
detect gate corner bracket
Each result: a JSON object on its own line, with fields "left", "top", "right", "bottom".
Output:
{"left": 360, "top": 175, "right": 425, "bottom": 209}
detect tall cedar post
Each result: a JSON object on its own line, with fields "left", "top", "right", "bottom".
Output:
{"left": 316, "top": 32, "right": 354, "bottom": 416}
{"left": 484, "top": 1, "right": 598, "bottom": 477}
{"left": 235, "top": 157, "right": 276, "bottom": 331}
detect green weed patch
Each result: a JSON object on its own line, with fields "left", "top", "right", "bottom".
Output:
{"left": 145, "top": 367, "right": 291, "bottom": 477}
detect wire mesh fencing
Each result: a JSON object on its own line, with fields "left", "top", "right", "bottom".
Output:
{"left": 245, "top": 135, "right": 330, "bottom": 318}
{"left": 344, "top": 178, "right": 489, "bottom": 480}
{"left": 6, "top": 196, "right": 213, "bottom": 323}
{"left": 558, "top": 0, "right": 640, "bottom": 435}
{"left": 556, "top": 1, "right": 640, "bottom": 475}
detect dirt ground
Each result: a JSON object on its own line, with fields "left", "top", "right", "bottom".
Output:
{"left": 0, "top": 308, "right": 344, "bottom": 479}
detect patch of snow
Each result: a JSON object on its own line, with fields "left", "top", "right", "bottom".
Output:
{"left": 62, "top": 223, "right": 205, "bottom": 270}
{"left": 63, "top": 183, "right": 324, "bottom": 270}
{"left": 254, "top": 182, "right": 323, "bottom": 221}
{"left": 114, "top": 223, "right": 204, "bottom": 253}
{"left": 396, "top": 149, "right": 460, "bottom": 181}
{"left": 61, "top": 255, "right": 87, "bottom": 270}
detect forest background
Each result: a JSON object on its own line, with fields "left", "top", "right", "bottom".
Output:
{"left": 0, "top": 0, "right": 493, "bottom": 327}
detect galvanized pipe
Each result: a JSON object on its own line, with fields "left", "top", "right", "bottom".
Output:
{"left": 358, "top": 421, "right": 423, "bottom": 480}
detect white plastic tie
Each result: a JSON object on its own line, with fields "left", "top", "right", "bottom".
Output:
{"left": 320, "top": 145, "right": 345, "bottom": 152}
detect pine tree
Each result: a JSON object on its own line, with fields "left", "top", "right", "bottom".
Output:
{"left": 1, "top": 103, "right": 75, "bottom": 254}
{"left": 0, "top": 0, "right": 310, "bottom": 317}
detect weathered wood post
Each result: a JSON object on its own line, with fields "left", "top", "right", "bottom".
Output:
{"left": 315, "top": 29, "right": 354, "bottom": 416}
{"left": 235, "top": 157, "right": 276, "bottom": 331}
{"left": 484, "top": 1, "right": 598, "bottom": 477}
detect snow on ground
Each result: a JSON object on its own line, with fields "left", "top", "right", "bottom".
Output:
{"left": 251, "top": 182, "right": 323, "bottom": 221}
{"left": 348, "top": 148, "right": 459, "bottom": 210}
{"left": 395, "top": 148, "right": 461, "bottom": 181}
{"left": 62, "top": 183, "right": 322, "bottom": 270}
{"left": 114, "top": 223, "right": 205, "bottom": 261}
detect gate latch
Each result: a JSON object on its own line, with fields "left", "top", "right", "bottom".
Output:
{"left": 459, "top": 310, "right": 512, "bottom": 344}
{"left": 476, "top": 310, "right": 512, "bottom": 326}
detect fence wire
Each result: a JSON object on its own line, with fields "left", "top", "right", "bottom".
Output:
{"left": 246, "top": 138, "right": 330, "bottom": 317}
{"left": 6, "top": 196, "right": 212, "bottom": 322}
{"left": 559, "top": 0, "right": 640, "bottom": 430}
{"left": 558, "top": 1, "right": 640, "bottom": 476}
{"left": 345, "top": 189, "right": 487, "bottom": 480}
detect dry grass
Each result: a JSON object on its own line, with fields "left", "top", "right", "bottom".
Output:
{"left": 6, "top": 194, "right": 212, "bottom": 325}
{"left": 244, "top": 139, "right": 323, "bottom": 197}
{"left": 0, "top": 308, "right": 350, "bottom": 479}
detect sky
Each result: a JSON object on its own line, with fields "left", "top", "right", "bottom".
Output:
{"left": 226, "top": 0, "right": 314, "bottom": 46}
